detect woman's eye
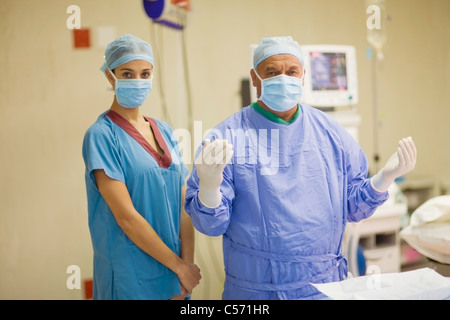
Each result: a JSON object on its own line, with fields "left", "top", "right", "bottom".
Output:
{"left": 142, "top": 72, "right": 151, "bottom": 79}
{"left": 122, "top": 72, "right": 132, "bottom": 78}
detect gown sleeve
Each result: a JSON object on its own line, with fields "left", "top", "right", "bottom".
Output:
{"left": 343, "top": 133, "right": 389, "bottom": 222}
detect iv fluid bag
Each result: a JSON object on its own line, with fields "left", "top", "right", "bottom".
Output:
{"left": 365, "top": 0, "right": 387, "bottom": 59}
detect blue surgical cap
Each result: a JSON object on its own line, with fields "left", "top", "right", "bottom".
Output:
{"left": 100, "top": 34, "right": 154, "bottom": 73}
{"left": 253, "top": 36, "right": 304, "bottom": 69}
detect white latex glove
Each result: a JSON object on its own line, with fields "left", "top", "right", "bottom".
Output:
{"left": 371, "top": 136, "right": 417, "bottom": 193}
{"left": 194, "top": 139, "right": 234, "bottom": 208}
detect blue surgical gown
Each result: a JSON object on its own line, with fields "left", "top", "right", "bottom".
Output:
{"left": 185, "top": 103, "right": 389, "bottom": 300}
{"left": 82, "top": 110, "right": 189, "bottom": 300}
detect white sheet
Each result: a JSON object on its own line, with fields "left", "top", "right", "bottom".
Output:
{"left": 312, "top": 268, "right": 450, "bottom": 300}
{"left": 400, "top": 195, "right": 450, "bottom": 264}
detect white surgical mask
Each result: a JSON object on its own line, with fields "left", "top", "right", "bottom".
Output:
{"left": 109, "top": 69, "right": 152, "bottom": 108}
{"left": 255, "top": 70, "right": 304, "bottom": 112}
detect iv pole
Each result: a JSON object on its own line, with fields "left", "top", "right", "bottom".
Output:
{"left": 366, "top": 0, "right": 387, "bottom": 174}
{"left": 370, "top": 46, "right": 380, "bottom": 173}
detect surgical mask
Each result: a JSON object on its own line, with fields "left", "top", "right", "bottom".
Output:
{"left": 255, "top": 70, "right": 304, "bottom": 112}
{"left": 109, "top": 69, "right": 152, "bottom": 108}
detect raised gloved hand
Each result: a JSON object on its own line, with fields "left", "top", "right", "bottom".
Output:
{"left": 194, "top": 139, "right": 234, "bottom": 208}
{"left": 371, "top": 136, "right": 417, "bottom": 193}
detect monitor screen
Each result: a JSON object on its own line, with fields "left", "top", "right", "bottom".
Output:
{"left": 310, "top": 52, "right": 348, "bottom": 91}
{"left": 300, "top": 45, "right": 358, "bottom": 108}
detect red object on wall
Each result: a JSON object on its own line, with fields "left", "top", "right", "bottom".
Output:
{"left": 73, "top": 28, "right": 90, "bottom": 48}
{"left": 171, "top": 0, "right": 191, "bottom": 10}
{"left": 83, "top": 279, "right": 93, "bottom": 299}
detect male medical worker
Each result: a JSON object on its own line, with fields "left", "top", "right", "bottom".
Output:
{"left": 185, "top": 36, "right": 417, "bottom": 300}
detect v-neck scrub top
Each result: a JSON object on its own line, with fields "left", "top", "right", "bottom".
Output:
{"left": 82, "top": 110, "right": 189, "bottom": 300}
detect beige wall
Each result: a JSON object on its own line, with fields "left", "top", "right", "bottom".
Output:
{"left": 0, "top": 0, "right": 448, "bottom": 300}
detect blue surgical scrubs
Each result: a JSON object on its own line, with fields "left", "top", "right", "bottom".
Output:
{"left": 82, "top": 110, "right": 189, "bottom": 300}
{"left": 185, "top": 103, "right": 388, "bottom": 300}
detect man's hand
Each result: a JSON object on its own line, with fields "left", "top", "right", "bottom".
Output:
{"left": 371, "top": 137, "right": 417, "bottom": 192}
{"left": 194, "top": 139, "right": 234, "bottom": 208}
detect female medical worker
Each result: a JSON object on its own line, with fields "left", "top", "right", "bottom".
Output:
{"left": 82, "top": 34, "right": 201, "bottom": 300}
{"left": 185, "top": 36, "right": 417, "bottom": 300}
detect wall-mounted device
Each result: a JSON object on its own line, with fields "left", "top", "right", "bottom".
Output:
{"left": 300, "top": 44, "right": 358, "bottom": 108}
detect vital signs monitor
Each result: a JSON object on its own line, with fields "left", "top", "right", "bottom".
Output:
{"left": 300, "top": 45, "right": 358, "bottom": 108}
